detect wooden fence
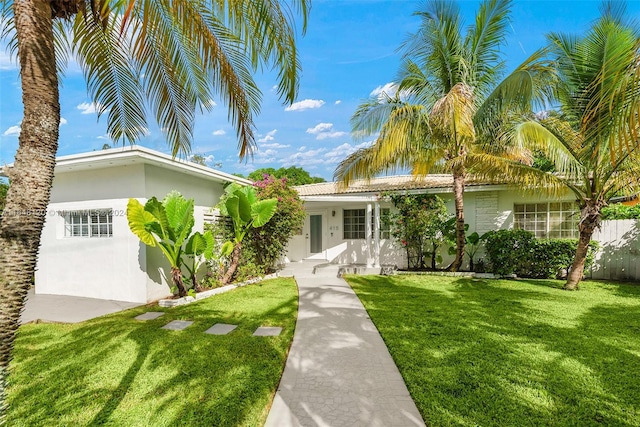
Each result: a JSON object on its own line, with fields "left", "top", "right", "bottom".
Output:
{"left": 588, "top": 219, "right": 640, "bottom": 282}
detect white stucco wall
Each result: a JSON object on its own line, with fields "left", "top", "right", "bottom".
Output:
{"left": 36, "top": 162, "right": 228, "bottom": 303}
{"left": 289, "top": 188, "right": 577, "bottom": 270}
{"left": 37, "top": 165, "right": 148, "bottom": 302}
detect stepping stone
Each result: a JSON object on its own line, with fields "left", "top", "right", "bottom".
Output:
{"left": 253, "top": 326, "right": 282, "bottom": 337}
{"left": 162, "top": 320, "right": 193, "bottom": 331}
{"left": 135, "top": 312, "right": 165, "bottom": 321}
{"left": 204, "top": 323, "right": 238, "bottom": 335}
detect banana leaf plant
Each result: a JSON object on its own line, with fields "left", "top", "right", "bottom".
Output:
{"left": 127, "top": 191, "right": 195, "bottom": 297}
{"left": 218, "top": 184, "right": 277, "bottom": 284}
{"left": 183, "top": 230, "right": 215, "bottom": 291}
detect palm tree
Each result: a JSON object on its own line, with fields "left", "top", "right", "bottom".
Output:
{"left": 0, "top": 0, "right": 308, "bottom": 418}
{"left": 502, "top": 2, "right": 640, "bottom": 290}
{"left": 335, "top": 0, "right": 546, "bottom": 271}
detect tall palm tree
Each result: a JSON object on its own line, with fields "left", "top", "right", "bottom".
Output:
{"left": 0, "top": 0, "right": 308, "bottom": 419}
{"left": 502, "top": 2, "right": 640, "bottom": 290}
{"left": 335, "top": 0, "right": 547, "bottom": 271}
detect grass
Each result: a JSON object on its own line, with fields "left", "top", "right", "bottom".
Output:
{"left": 345, "top": 275, "right": 640, "bottom": 427}
{"left": 7, "top": 277, "right": 298, "bottom": 427}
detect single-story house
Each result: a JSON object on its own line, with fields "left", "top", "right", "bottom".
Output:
{"left": 287, "top": 175, "right": 580, "bottom": 269}
{"left": 6, "top": 146, "right": 635, "bottom": 304}
{"left": 21, "top": 146, "right": 250, "bottom": 303}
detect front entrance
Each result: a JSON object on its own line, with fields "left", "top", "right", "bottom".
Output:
{"left": 309, "top": 214, "right": 322, "bottom": 254}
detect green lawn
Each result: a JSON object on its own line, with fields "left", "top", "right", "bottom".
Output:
{"left": 7, "top": 278, "right": 298, "bottom": 427}
{"left": 345, "top": 275, "right": 640, "bottom": 427}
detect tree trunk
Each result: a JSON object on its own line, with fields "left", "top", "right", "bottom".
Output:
{"left": 170, "top": 267, "right": 187, "bottom": 297}
{"left": 447, "top": 168, "right": 466, "bottom": 271}
{"left": 564, "top": 201, "right": 601, "bottom": 290}
{"left": 221, "top": 242, "right": 242, "bottom": 285}
{"left": 0, "top": 0, "right": 59, "bottom": 419}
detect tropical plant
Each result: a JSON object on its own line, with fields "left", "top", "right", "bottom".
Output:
{"left": 248, "top": 166, "right": 325, "bottom": 185}
{"left": 387, "top": 193, "right": 453, "bottom": 270}
{"left": 0, "top": 0, "right": 307, "bottom": 417}
{"left": 335, "top": 0, "right": 548, "bottom": 271}
{"left": 127, "top": 191, "right": 215, "bottom": 297}
{"left": 248, "top": 175, "right": 306, "bottom": 272}
{"left": 499, "top": 2, "right": 640, "bottom": 289}
{"left": 217, "top": 184, "right": 277, "bottom": 284}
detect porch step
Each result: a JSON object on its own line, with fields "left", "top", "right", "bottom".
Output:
{"left": 312, "top": 263, "right": 397, "bottom": 277}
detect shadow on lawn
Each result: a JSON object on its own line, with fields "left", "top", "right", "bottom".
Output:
{"left": 348, "top": 275, "right": 640, "bottom": 426}
{"left": 7, "top": 281, "right": 298, "bottom": 427}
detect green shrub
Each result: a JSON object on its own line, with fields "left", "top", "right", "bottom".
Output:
{"left": 484, "top": 229, "right": 598, "bottom": 278}
{"left": 601, "top": 203, "right": 640, "bottom": 220}
{"left": 483, "top": 229, "right": 536, "bottom": 276}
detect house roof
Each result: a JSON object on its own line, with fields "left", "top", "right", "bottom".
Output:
{"left": 2, "top": 145, "right": 251, "bottom": 185}
{"left": 294, "top": 174, "right": 499, "bottom": 197}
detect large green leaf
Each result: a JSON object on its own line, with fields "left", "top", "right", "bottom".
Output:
{"left": 242, "top": 185, "right": 258, "bottom": 206}
{"left": 251, "top": 198, "right": 278, "bottom": 228}
{"left": 185, "top": 231, "right": 206, "bottom": 256}
{"left": 225, "top": 195, "right": 240, "bottom": 225}
{"left": 236, "top": 190, "right": 252, "bottom": 223}
{"left": 144, "top": 197, "right": 172, "bottom": 241}
{"left": 126, "top": 198, "right": 159, "bottom": 247}
{"left": 163, "top": 191, "right": 194, "bottom": 243}
{"left": 220, "top": 241, "right": 234, "bottom": 257}
{"left": 202, "top": 230, "right": 215, "bottom": 259}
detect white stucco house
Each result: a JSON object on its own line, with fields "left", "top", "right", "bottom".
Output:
{"left": 27, "top": 146, "right": 250, "bottom": 304}
{"left": 287, "top": 175, "right": 581, "bottom": 269}
{"left": 11, "top": 146, "right": 635, "bottom": 305}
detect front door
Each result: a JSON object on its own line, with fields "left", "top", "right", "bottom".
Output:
{"left": 309, "top": 214, "right": 323, "bottom": 254}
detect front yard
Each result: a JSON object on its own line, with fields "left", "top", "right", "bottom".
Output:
{"left": 7, "top": 277, "right": 297, "bottom": 426}
{"left": 345, "top": 275, "right": 640, "bottom": 426}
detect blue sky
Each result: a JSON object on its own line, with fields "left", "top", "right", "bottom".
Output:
{"left": 1, "top": 0, "right": 639, "bottom": 180}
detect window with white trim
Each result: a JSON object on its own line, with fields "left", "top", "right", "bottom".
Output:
{"left": 514, "top": 202, "right": 579, "bottom": 238}
{"left": 64, "top": 210, "right": 113, "bottom": 238}
{"left": 344, "top": 209, "right": 366, "bottom": 239}
{"left": 343, "top": 208, "right": 391, "bottom": 239}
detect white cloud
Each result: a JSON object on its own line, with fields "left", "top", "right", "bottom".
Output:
{"left": 370, "top": 82, "right": 398, "bottom": 99}
{"left": 212, "top": 129, "right": 226, "bottom": 136}
{"left": 2, "top": 125, "right": 21, "bottom": 137}
{"left": 317, "top": 131, "right": 347, "bottom": 140}
{"left": 306, "top": 123, "right": 334, "bottom": 134}
{"left": 285, "top": 99, "right": 325, "bottom": 112}
{"left": 60, "top": 117, "right": 68, "bottom": 125}
{"left": 204, "top": 99, "right": 217, "bottom": 108}
{"left": 335, "top": 100, "right": 342, "bottom": 105}
{"left": 76, "top": 102, "right": 103, "bottom": 115}
{"left": 261, "top": 142, "right": 290, "bottom": 149}
{"left": 257, "top": 129, "right": 277, "bottom": 143}
{"left": 306, "top": 123, "right": 347, "bottom": 140}
{"left": 282, "top": 147, "right": 328, "bottom": 167}
{"left": 323, "top": 141, "right": 373, "bottom": 164}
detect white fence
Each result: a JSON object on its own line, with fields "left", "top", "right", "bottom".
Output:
{"left": 589, "top": 219, "right": 640, "bottom": 282}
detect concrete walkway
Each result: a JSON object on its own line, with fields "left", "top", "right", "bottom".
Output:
{"left": 20, "top": 288, "right": 142, "bottom": 324}
{"left": 265, "top": 262, "right": 425, "bottom": 427}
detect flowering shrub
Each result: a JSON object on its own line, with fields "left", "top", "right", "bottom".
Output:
{"left": 386, "top": 193, "right": 454, "bottom": 270}
{"left": 247, "top": 175, "right": 306, "bottom": 273}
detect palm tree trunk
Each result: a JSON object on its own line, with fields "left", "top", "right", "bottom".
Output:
{"left": 170, "top": 267, "right": 187, "bottom": 297}
{"left": 0, "top": 0, "right": 59, "bottom": 419}
{"left": 565, "top": 201, "right": 600, "bottom": 290}
{"left": 221, "top": 242, "right": 242, "bottom": 285}
{"left": 447, "top": 168, "right": 466, "bottom": 271}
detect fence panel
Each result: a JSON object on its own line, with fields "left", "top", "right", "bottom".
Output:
{"left": 589, "top": 219, "right": 640, "bottom": 281}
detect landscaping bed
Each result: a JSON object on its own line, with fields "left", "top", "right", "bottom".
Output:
{"left": 345, "top": 275, "right": 640, "bottom": 426}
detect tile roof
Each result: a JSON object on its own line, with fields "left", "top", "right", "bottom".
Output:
{"left": 294, "top": 175, "right": 467, "bottom": 196}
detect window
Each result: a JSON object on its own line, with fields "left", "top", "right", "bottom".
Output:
{"left": 64, "top": 210, "right": 113, "bottom": 237}
{"left": 344, "top": 209, "right": 365, "bottom": 239}
{"left": 343, "top": 208, "right": 391, "bottom": 239}
{"left": 379, "top": 208, "right": 391, "bottom": 239}
{"left": 514, "top": 202, "right": 579, "bottom": 238}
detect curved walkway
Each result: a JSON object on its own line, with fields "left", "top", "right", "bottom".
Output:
{"left": 265, "top": 262, "right": 425, "bottom": 427}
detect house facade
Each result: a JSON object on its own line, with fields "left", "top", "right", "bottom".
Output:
{"left": 32, "top": 146, "right": 250, "bottom": 303}
{"left": 287, "top": 175, "right": 580, "bottom": 270}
